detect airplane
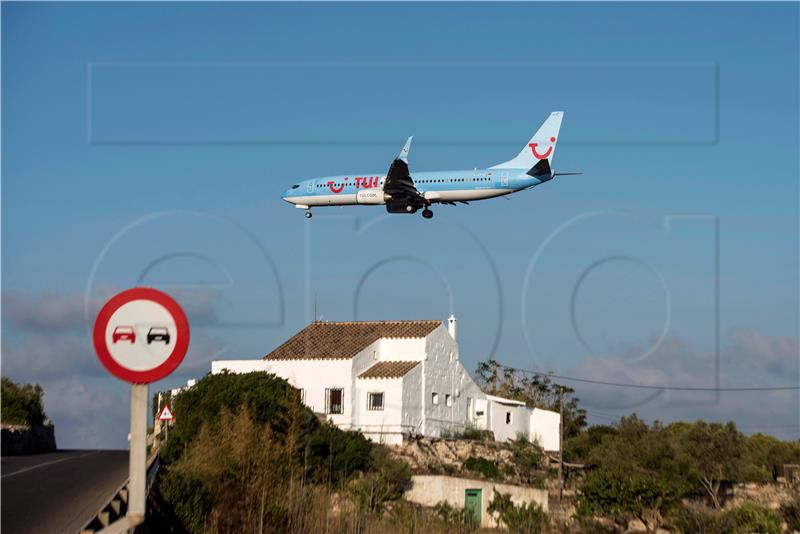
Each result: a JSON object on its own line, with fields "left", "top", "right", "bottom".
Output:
{"left": 281, "top": 111, "right": 578, "bottom": 219}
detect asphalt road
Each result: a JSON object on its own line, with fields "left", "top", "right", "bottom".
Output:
{"left": 2, "top": 449, "right": 128, "bottom": 534}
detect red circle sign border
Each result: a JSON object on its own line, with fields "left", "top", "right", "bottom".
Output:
{"left": 93, "top": 287, "right": 190, "bottom": 384}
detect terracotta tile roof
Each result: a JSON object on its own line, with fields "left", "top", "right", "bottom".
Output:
{"left": 263, "top": 320, "right": 441, "bottom": 361}
{"left": 358, "top": 361, "right": 420, "bottom": 379}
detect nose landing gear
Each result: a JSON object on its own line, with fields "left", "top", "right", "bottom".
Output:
{"left": 304, "top": 210, "right": 313, "bottom": 219}
{"left": 422, "top": 208, "right": 433, "bottom": 219}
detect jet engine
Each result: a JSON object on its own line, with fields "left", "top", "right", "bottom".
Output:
{"left": 356, "top": 188, "right": 389, "bottom": 205}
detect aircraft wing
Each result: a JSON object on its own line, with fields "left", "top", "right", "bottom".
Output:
{"left": 383, "top": 136, "right": 426, "bottom": 213}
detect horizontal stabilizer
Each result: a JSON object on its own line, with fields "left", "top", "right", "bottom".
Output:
{"left": 528, "top": 158, "right": 552, "bottom": 178}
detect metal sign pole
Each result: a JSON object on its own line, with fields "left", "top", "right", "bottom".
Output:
{"left": 129, "top": 383, "right": 148, "bottom": 520}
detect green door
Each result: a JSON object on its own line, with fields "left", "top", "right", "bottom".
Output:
{"left": 464, "top": 489, "right": 482, "bottom": 523}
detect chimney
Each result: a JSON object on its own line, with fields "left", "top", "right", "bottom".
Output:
{"left": 447, "top": 314, "right": 457, "bottom": 341}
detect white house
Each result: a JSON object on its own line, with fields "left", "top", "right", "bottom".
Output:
{"left": 212, "top": 316, "right": 560, "bottom": 450}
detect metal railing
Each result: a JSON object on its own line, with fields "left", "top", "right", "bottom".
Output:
{"left": 78, "top": 449, "right": 160, "bottom": 534}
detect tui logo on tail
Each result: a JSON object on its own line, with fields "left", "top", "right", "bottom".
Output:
{"left": 529, "top": 137, "right": 556, "bottom": 160}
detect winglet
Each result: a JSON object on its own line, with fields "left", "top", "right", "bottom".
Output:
{"left": 398, "top": 136, "right": 413, "bottom": 163}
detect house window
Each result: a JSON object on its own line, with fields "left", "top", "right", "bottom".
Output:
{"left": 325, "top": 388, "right": 343, "bottom": 414}
{"left": 299, "top": 388, "right": 305, "bottom": 404}
{"left": 445, "top": 394, "right": 453, "bottom": 407}
{"left": 506, "top": 412, "right": 512, "bottom": 424}
{"left": 372, "top": 350, "right": 378, "bottom": 360}
{"left": 367, "top": 392, "right": 384, "bottom": 411}
{"left": 432, "top": 392, "right": 440, "bottom": 405}
{"left": 466, "top": 397, "right": 472, "bottom": 419}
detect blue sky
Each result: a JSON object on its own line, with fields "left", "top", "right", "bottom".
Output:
{"left": 3, "top": 2, "right": 798, "bottom": 448}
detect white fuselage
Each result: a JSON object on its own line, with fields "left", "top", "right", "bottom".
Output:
{"left": 282, "top": 168, "right": 543, "bottom": 208}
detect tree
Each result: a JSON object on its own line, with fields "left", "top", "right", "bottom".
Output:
{"left": 578, "top": 467, "right": 678, "bottom": 533}
{"left": 564, "top": 424, "right": 618, "bottom": 464}
{"left": 743, "top": 433, "right": 800, "bottom": 481}
{"left": 1, "top": 377, "right": 46, "bottom": 426}
{"left": 672, "top": 421, "right": 744, "bottom": 509}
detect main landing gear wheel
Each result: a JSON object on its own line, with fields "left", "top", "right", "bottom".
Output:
{"left": 304, "top": 211, "right": 312, "bottom": 219}
{"left": 422, "top": 209, "right": 433, "bottom": 219}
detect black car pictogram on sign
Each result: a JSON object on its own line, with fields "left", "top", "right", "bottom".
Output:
{"left": 147, "top": 327, "right": 171, "bottom": 345}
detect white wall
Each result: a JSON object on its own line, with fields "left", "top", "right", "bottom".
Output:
{"left": 488, "top": 400, "right": 530, "bottom": 443}
{"left": 401, "top": 364, "right": 423, "bottom": 436}
{"left": 404, "top": 475, "right": 548, "bottom": 528}
{"left": 379, "top": 337, "right": 426, "bottom": 360}
{"left": 420, "top": 328, "right": 446, "bottom": 437}
{"left": 530, "top": 408, "right": 561, "bottom": 451}
{"left": 420, "top": 326, "right": 475, "bottom": 437}
{"left": 353, "top": 376, "right": 404, "bottom": 445}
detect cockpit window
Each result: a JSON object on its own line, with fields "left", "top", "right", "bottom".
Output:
{"left": 291, "top": 184, "right": 300, "bottom": 189}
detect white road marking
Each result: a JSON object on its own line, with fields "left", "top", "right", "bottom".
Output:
{"left": 1, "top": 451, "right": 101, "bottom": 479}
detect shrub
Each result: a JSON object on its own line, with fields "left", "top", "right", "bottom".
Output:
{"left": 442, "top": 426, "right": 486, "bottom": 441}
{"left": 156, "top": 372, "right": 405, "bottom": 532}
{"left": 507, "top": 436, "right": 544, "bottom": 485}
{"left": 305, "top": 421, "right": 373, "bottom": 485}
{"left": 668, "top": 505, "right": 721, "bottom": 534}
{"left": 1, "top": 377, "right": 46, "bottom": 426}
{"left": 433, "top": 501, "right": 480, "bottom": 533}
{"left": 578, "top": 467, "right": 678, "bottom": 533}
{"left": 464, "top": 456, "right": 501, "bottom": 480}
{"left": 573, "top": 516, "right": 619, "bottom": 533}
{"left": 723, "top": 503, "right": 781, "bottom": 534}
{"left": 348, "top": 446, "right": 411, "bottom": 514}
{"left": 488, "top": 489, "right": 548, "bottom": 533}
{"left": 668, "top": 503, "right": 782, "bottom": 534}
{"left": 780, "top": 494, "right": 800, "bottom": 532}
{"left": 162, "top": 371, "right": 316, "bottom": 465}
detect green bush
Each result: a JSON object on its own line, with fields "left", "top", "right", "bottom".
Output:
{"left": 743, "top": 433, "right": 800, "bottom": 481}
{"left": 507, "top": 436, "right": 544, "bottom": 485}
{"left": 348, "top": 446, "right": 411, "bottom": 513}
{"left": 162, "top": 371, "right": 316, "bottom": 465}
{"left": 668, "top": 503, "right": 782, "bottom": 534}
{"left": 441, "top": 426, "right": 486, "bottom": 441}
{"left": 464, "top": 456, "right": 501, "bottom": 480}
{"left": 305, "top": 420, "right": 373, "bottom": 485}
{"left": 780, "top": 494, "right": 800, "bottom": 532}
{"left": 668, "top": 505, "right": 721, "bottom": 534}
{"left": 578, "top": 466, "right": 678, "bottom": 532}
{"left": 1, "top": 377, "right": 46, "bottom": 426}
{"left": 723, "top": 503, "right": 781, "bottom": 534}
{"left": 433, "top": 501, "right": 479, "bottom": 533}
{"left": 488, "top": 489, "right": 548, "bottom": 533}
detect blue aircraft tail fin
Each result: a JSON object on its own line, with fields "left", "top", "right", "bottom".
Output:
{"left": 490, "top": 111, "right": 564, "bottom": 170}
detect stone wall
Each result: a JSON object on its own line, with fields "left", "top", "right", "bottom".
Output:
{"left": 726, "top": 480, "right": 798, "bottom": 510}
{"left": 1, "top": 424, "right": 56, "bottom": 455}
